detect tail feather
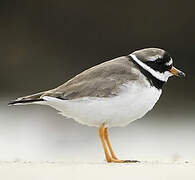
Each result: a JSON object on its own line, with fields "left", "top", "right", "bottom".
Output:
{"left": 8, "top": 92, "right": 46, "bottom": 105}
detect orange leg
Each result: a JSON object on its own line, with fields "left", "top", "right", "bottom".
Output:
{"left": 98, "top": 124, "right": 140, "bottom": 163}
{"left": 98, "top": 124, "right": 112, "bottom": 162}
{"left": 104, "top": 127, "right": 118, "bottom": 160}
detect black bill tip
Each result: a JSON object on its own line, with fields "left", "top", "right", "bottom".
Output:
{"left": 178, "top": 71, "right": 185, "bottom": 77}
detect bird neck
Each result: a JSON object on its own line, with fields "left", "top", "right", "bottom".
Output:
{"left": 127, "top": 55, "right": 165, "bottom": 90}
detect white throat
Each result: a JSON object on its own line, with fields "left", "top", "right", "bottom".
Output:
{"left": 129, "top": 54, "right": 173, "bottom": 82}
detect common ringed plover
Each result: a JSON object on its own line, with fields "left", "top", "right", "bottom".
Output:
{"left": 9, "top": 48, "right": 185, "bottom": 163}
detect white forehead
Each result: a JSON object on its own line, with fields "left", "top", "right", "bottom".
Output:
{"left": 165, "top": 58, "right": 173, "bottom": 66}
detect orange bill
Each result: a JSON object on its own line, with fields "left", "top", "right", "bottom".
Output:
{"left": 169, "top": 67, "right": 185, "bottom": 77}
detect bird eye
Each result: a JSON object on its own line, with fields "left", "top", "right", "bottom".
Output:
{"left": 156, "top": 58, "right": 163, "bottom": 65}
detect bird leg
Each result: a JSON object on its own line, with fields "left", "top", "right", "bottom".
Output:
{"left": 103, "top": 127, "right": 118, "bottom": 160}
{"left": 98, "top": 124, "right": 112, "bottom": 162}
{"left": 98, "top": 124, "right": 126, "bottom": 163}
{"left": 98, "top": 124, "right": 140, "bottom": 163}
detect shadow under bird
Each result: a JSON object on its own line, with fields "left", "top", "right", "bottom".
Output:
{"left": 9, "top": 48, "right": 185, "bottom": 163}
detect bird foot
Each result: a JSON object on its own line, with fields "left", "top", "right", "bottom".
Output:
{"left": 107, "top": 157, "right": 140, "bottom": 163}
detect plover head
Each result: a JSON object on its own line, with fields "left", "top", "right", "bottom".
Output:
{"left": 129, "top": 48, "right": 185, "bottom": 83}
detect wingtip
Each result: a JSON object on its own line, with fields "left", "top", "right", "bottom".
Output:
{"left": 8, "top": 100, "right": 16, "bottom": 106}
{"left": 8, "top": 98, "right": 45, "bottom": 106}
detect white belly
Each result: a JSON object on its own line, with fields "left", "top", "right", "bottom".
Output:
{"left": 43, "top": 80, "right": 162, "bottom": 128}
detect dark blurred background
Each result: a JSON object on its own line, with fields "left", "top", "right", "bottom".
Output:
{"left": 1, "top": 0, "right": 194, "bottom": 93}
{"left": 0, "top": 0, "right": 194, "bottom": 161}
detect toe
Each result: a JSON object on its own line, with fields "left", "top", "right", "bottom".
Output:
{"left": 123, "top": 160, "right": 140, "bottom": 163}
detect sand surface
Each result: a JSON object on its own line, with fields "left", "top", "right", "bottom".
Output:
{"left": 0, "top": 161, "right": 194, "bottom": 180}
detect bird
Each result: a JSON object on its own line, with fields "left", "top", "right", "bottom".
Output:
{"left": 9, "top": 48, "right": 185, "bottom": 163}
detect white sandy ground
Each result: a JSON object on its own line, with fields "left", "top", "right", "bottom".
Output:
{"left": 0, "top": 161, "right": 195, "bottom": 180}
